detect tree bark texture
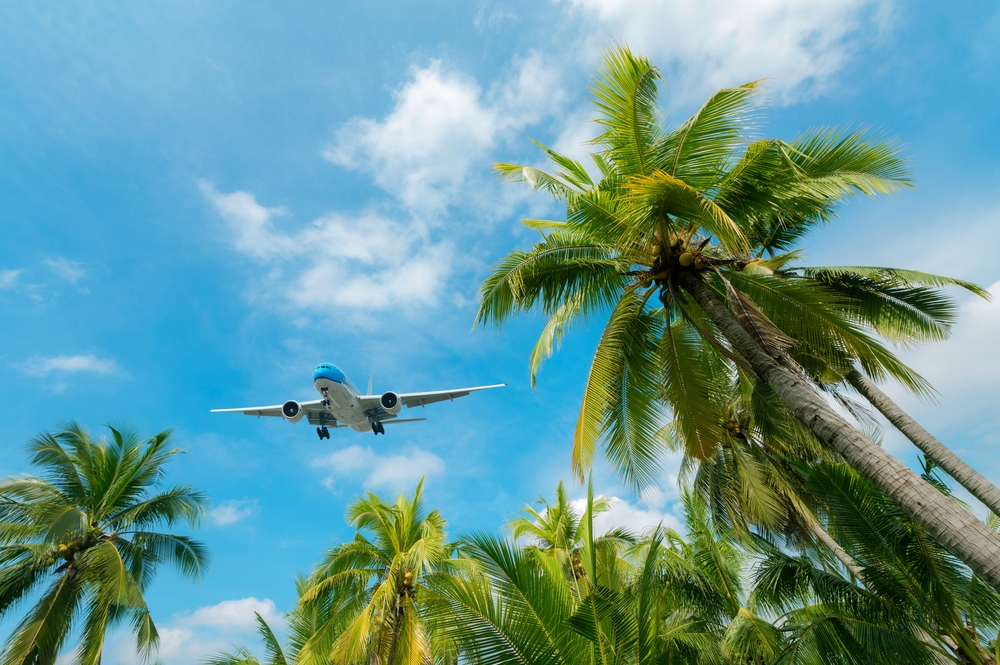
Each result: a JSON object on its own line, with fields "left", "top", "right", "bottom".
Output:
{"left": 676, "top": 270, "right": 1000, "bottom": 590}
{"left": 847, "top": 369, "right": 1000, "bottom": 519}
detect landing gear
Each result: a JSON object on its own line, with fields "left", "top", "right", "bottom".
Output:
{"left": 371, "top": 421, "right": 385, "bottom": 435}
{"left": 316, "top": 427, "right": 330, "bottom": 440}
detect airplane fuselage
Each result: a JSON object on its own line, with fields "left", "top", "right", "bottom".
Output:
{"left": 312, "top": 364, "right": 370, "bottom": 432}
{"left": 212, "top": 362, "right": 504, "bottom": 438}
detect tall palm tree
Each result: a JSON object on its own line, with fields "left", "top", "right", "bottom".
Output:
{"left": 845, "top": 367, "right": 1000, "bottom": 519}
{"left": 686, "top": 381, "right": 867, "bottom": 581}
{"left": 0, "top": 422, "right": 209, "bottom": 665}
{"left": 476, "top": 43, "right": 1000, "bottom": 587}
{"left": 295, "top": 480, "right": 457, "bottom": 665}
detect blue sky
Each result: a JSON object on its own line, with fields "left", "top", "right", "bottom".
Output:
{"left": 2, "top": 1, "right": 999, "bottom": 662}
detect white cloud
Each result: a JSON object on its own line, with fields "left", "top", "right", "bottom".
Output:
{"left": 564, "top": 0, "right": 889, "bottom": 102}
{"left": 43, "top": 257, "right": 86, "bottom": 285}
{"left": 209, "top": 499, "right": 259, "bottom": 526}
{"left": 200, "top": 182, "right": 452, "bottom": 312}
{"left": 199, "top": 184, "right": 297, "bottom": 260}
{"left": 179, "top": 597, "right": 285, "bottom": 631}
{"left": 570, "top": 494, "right": 683, "bottom": 536}
{"left": 313, "top": 444, "right": 445, "bottom": 490}
{"left": 205, "top": 53, "right": 566, "bottom": 317}
{"left": 16, "top": 353, "right": 119, "bottom": 378}
{"left": 139, "top": 626, "right": 225, "bottom": 665}
{"left": 324, "top": 53, "right": 563, "bottom": 213}
{"left": 0, "top": 269, "right": 22, "bottom": 290}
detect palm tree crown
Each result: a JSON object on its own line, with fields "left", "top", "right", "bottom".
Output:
{"left": 0, "top": 422, "right": 209, "bottom": 665}
{"left": 296, "top": 479, "right": 456, "bottom": 665}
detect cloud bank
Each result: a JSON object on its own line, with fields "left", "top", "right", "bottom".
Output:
{"left": 564, "top": 0, "right": 889, "bottom": 102}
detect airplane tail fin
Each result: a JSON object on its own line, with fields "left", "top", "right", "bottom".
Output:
{"left": 368, "top": 373, "right": 373, "bottom": 395}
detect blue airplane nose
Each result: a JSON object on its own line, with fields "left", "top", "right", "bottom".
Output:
{"left": 313, "top": 364, "right": 346, "bottom": 384}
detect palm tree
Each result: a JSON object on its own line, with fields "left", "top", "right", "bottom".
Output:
{"left": 507, "top": 480, "right": 629, "bottom": 581}
{"left": 0, "top": 422, "right": 209, "bottom": 665}
{"left": 436, "top": 484, "right": 734, "bottom": 665}
{"left": 686, "top": 381, "right": 868, "bottom": 581}
{"left": 476, "top": 43, "right": 1000, "bottom": 587}
{"left": 734, "top": 458, "right": 1000, "bottom": 665}
{"left": 295, "top": 480, "right": 457, "bottom": 665}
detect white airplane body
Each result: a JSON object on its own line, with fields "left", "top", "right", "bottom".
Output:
{"left": 212, "top": 363, "right": 505, "bottom": 439}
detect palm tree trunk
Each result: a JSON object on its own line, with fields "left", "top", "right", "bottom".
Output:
{"left": 847, "top": 368, "right": 1000, "bottom": 518}
{"left": 386, "top": 599, "right": 403, "bottom": 665}
{"left": 676, "top": 270, "right": 1000, "bottom": 590}
{"left": 800, "top": 511, "right": 866, "bottom": 581}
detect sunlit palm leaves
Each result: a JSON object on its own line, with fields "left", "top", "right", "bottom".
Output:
{"left": 477, "top": 42, "right": 983, "bottom": 492}
{"left": 435, "top": 483, "right": 735, "bottom": 665}
{"left": 295, "top": 480, "right": 457, "bottom": 665}
{"left": 0, "top": 422, "right": 208, "bottom": 665}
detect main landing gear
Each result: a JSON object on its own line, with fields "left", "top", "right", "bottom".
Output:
{"left": 316, "top": 427, "right": 330, "bottom": 440}
{"left": 371, "top": 421, "right": 385, "bottom": 435}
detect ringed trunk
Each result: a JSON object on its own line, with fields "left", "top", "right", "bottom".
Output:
{"left": 677, "top": 270, "right": 1000, "bottom": 590}
{"left": 847, "top": 369, "right": 1000, "bottom": 519}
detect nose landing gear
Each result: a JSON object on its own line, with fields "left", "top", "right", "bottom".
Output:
{"left": 371, "top": 421, "right": 385, "bottom": 435}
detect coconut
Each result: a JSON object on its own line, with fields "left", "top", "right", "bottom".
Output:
{"left": 678, "top": 252, "right": 695, "bottom": 267}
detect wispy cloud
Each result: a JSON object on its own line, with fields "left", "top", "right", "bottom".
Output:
{"left": 43, "top": 257, "right": 86, "bottom": 286}
{"left": 312, "top": 444, "right": 445, "bottom": 490}
{"left": 0, "top": 269, "right": 22, "bottom": 290}
{"left": 177, "top": 597, "right": 284, "bottom": 631}
{"left": 209, "top": 499, "right": 259, "bottom": 526}
{"left": 474, "top": 5, "right": 517, "bottom": 32}
{"left": 16, "top": 353, "right": 119, "bottom": 378}
{"left": 201, "top": 182, "right": 452, "bottom": 312}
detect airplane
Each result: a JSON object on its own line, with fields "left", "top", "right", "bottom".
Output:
{"left": 212, "top": 363, "right": 506, "bottom": 439}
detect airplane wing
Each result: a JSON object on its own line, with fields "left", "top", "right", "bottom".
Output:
{"left": 211, "top": 399, "right": 327, "bottom": 418}
{"left": 356, "top": 384, "right": 506, "bottom": 412}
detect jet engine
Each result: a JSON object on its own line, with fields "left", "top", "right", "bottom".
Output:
{"left": 380, "top": 391, "right": 402, "bottom": 415}
{"left": 281, "top": 400, "right": 304, "bottom": 423}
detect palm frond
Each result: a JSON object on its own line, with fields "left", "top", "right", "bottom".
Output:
{"left": 658, "top": 80, "right": 763, "bottom": 190}
{"left": 588, "top": 42, "right": 662, "bottom": 177}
